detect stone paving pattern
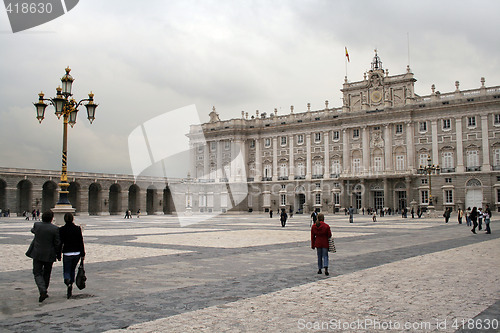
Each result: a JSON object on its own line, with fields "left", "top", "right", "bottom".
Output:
{"left": 0, "top": 213, "right": 498, "bottom": 332}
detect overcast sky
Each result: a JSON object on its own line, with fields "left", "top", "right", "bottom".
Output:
{"left": 1, "top": 0, "right": 499, "bottom": 178}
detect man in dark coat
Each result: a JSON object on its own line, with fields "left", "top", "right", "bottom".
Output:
{"left": 26, "top": 211, "right": 61, "bottom": 302}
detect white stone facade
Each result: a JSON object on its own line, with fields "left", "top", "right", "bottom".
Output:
{"left": 189, "top": 53, "right": 500, "bottom": 214}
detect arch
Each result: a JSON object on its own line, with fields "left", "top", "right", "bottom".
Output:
{"left": 17, "top": 179, "right": 32, "bottom": 215}
{"left": 0, "top": 178, "right": 6, "bottom": 211}
{"left": 163, "top": 186, "right": 174, "bottom": 214}
{"left": 466, "top": 178, "right": 482, "bottom": 187}
{"left": 42, "top": 181, "right": 58, "bottom": 213}
{"left": 88, "top": 183, "right": 102, "bottom": 215}
{"left": 68, "top": 182, "right": 81, "bottom": 212}
{"left": 109, "top": 183, "right": 122, "bottom": 215}
{"left": 295, "top": 185, "right": 306, "bottom": 194}
{"left": 128, "top": 184, "right": 140, "bottom": 214}
{"left": 146, "top": 185, "right": 157, "bottom": 215}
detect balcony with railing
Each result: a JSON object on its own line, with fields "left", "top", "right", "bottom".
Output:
{"left": 278, "top": 176, "right": 289, "bottom": 181}
{"left": 262, "top": 177, "right": 273, "bottom": 181}
{"left": 294, "top": 175, "right": 305, "bottom": 180}
{"left": 312, "top": 174, "right": 324, "bottom": 179}
{"left": 466, "top": 166, "right": 481, "bottom": 172}
{"left": 441, "top": 168, "right": 455, "bottom": 173}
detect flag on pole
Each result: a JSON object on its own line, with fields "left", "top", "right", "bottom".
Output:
{"left": 345, "top": 47, "right": 350, "bottom": 62}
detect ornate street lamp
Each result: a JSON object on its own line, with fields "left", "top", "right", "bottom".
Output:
{"left": 419, "top": 157, "right": 440, "bottom": 213}
{"left": 34, "top": 67, "right": 98, "bottom": 221}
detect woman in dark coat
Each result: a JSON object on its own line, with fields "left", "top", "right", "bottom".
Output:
{"left": 59, "top": 212, "right": 85, "bottom": 298}
{"left": 470, "top": 207, "right": 478, "bottom": 234}
{"left": 311, "top": 213, "right": 332, "bottom": 275}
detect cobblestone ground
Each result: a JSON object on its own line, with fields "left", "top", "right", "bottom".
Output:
{"left": 0, "top": 213, "right": 498, "bottom": 332}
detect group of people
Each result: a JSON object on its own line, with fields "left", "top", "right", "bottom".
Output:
{"left": 24, "top": 209, "right": 40, "bottom": 220}
{"left": 457, "top": 205, "right": 492, "bottom": 234}
{"left": 26, "top": 211, "right": 85, "bottom": 302}
{"left": 0, "top": 208, "right": 10, "bottom": 217}
{"left": 124, "top": 209, "right": 141, "bottom": 219}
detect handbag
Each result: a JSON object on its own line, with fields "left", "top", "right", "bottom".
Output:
{"left": 75, "top": 259, "right": 87, "bottom": 290}
{"left": 25, "top": 240, "right": 34, "bottom": 258}
{"left": 328, "top": 237, "right": 336, "bottom": 253}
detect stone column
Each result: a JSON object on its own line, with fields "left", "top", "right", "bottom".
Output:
{"left": 306, "top": 134, "right": 312, "bottom": 180}
{"left": 255, "top": 138, "right": 262, "bottom": 181}
{"left": 383, "top": 178, "right": 389, "bottom": 208}
{"left": 239, "top": 139, "right": 247, "bottom": 181}
{"left": 342, "top": 129, "right": 349, "bottom": 174}
{"left": 272, "top": 136, "right": 278, "bottom": 181}
{"left": 405, "top": 176, "right": 412, "bottom": 208}
{"left": 362, "top": 126, "right": 369, "bottom": 174}
{"left": 431, "top": 120, "right": 439, "bottom": 164}
{"left": 455, "top": 117, "right": 464, "bottom": 173}
{"left": 481, "top": 115, "right": 491, "bottom": 171}
{"left": 361, "top": 178, "right": 368, "bottom": 210}
{"left": 203, "top": 143, "right": 209, "bottom": 179}
{"left": 216, "top": 140, "right": 223, "bottom": 181}
{"left": 230, "top": 139, "right": 236, "bottom": 182}
{"left": 324, "top": 131, "right": 330, "bottom": 178}
{"left": 289, "top": 135, "right": 294, "bottom": 179}
{"left": 406, "top": 122, "right": 415, "bottom": 171}
{"left": 190, "top": 142, "right": 196, "bottom": 179}
{"left": 384, "top": 124, "right": 393, "bottom": 171}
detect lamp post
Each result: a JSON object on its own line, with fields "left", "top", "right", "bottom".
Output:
{"left": 34, "top": 67, "right": 98, "bottom": 224}
{"left": 185, "top": 171, "right": 192, "bottom": 215}
{"left": 419, "top": 157, "right": 440, "bottom": 216}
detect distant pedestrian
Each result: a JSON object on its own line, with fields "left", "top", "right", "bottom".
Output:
{"left": 478, "top": 208, "right": 483, "bottom": 231}
{"left": 311, "top": 209, "right": 318, "bottom": 226}
{"left": 289, "top": 207, "right": 293, "bottom": 218}
{"left": 137, "top": 209, "right": 141, "bottom": 218}
{"left": 470, "top": 207, "right": 478, "bottom": 234}
{"left": 280, "top": 209, "right": 288, "bottom": 227}
{"left": 36, "top": 209, "right": 40, "bottom": 221}
{"left": 372, "top": 211, "right": 377, "bottom": 222}
{"left": 25, "top": 211, "right": 61, "bottom": 302}
{"left": 269, "top": 209, "right": 273, "bottom": 218}
{"left": 484, "top": 205, "right": 492, "bottom": 234}
{"left": 59, "top": 212, "right": 85, "bottom": 299}
{"left": 311, "top": 213, "right": 332, "bottom": 276}
{"left": 411, "top": 208, "right": 415, "bottom": 219}
{"left": 124, "top": 210, "right": 130, "bottom": 219}
{"left": 348, "top": 206, "right": 354, "bottom": 223}
{"left": 466, "top": 207, "right": 472, "bottom": 226}
{"left": 457, "top": 208, "right": 463, "bottom": 224}
{"left": 443, "top": 208, "right": 451, "bottom": 223}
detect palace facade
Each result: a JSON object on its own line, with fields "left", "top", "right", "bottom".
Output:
{"left": 188, "top": 52, "right": 500, "bottom": 214}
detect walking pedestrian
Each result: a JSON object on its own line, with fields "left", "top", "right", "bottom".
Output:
{"left": 25, "top": 211, "right": 61, "bottom": 302}
{"left": 137, "top": 209, "right": 141, "bottom": 218}
{"left": 478, "top": 208, "right": 483, "bottom": 231}
{"left": 484, "top": 205, "right": 492, "bottom": 234}
{"left": 311, "top": 213, "right": 332, "bottom": 276}
{"left": 457, "top": 208, "right": 463, "bottom": 224}
{"left": 466, "top": 207, "right": 472, "bottom": 226}
{"left": 443, "top": 208, "right": 451, "bottom": 223}
{"left": 269, "top": 209, "right": 273, "bottom": 218}
{"left": 348, "top": 206, "right": 354, "bottom": 223}
{"left": 310, "top": 209, "right": 318, "bottom": 226}
{"left": 470, "top": 207, "right": 478, "bottom": 234}
{"left": 372, "top": 210, "right": 377, "bottom": 222}
{"left": 411, "top": 208, "right": 415, "bottom": 218}
{"left": 280, "top": 209, "right": 288, "bottom": 228}
{"left": 59, "top": 212, "right": 85, "bottom": 299}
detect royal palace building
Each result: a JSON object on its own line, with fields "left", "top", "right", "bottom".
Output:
{"left": 188, "top": 52, "right": 500, "bottom": 214}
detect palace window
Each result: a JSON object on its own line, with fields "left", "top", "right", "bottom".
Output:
{"left": 421, "top": 190, "right": 429, "bottom": 204}
{"left": 197, "top": 145, "right": 204, "bottom": 153}
{"left": 353, "top": 129, "right": 360, "bottom": 138}
{"left": 495, "top": 114, "right": 500, "bottom": 125}
{"left": 264, "top": 138, "right": 271, "bottom": 148}
{"left": 374, "top": 156, "right": 383, "bottom": 172}
{"left": 419, "top": 121, "right": 427, "bottom": 133}
{"left": 280, "top": 136, "right": 287, "bottom": 146}
{"left": 333, "top": 193, "right": 340, "bottom": 205}
{"left": 444, "top": 190, "right": 453, "bottom": 204}
{"left": 249, "top": 140, "right": 255, "bottom": 148}
{"left": 312, "top": 160, "right": 323, "bottom": 176}
{"left": 419, "top": 153, "right": 429, "bottom": 168}
{"left": 279, "top": 163, "right": 288, "bottom": 178}
{"left": 264, "top": 164, "right": 272, "bottom": 178}
{"left": 395, "top": 155, "right": 405, "bottom": 171}
{"left": 296, "top": 162, "right": 305, "bottom": 177}
{"left": 280, "top": 194, "right": 287, "bottom": 206}
{"left": 225, "top": 141, "right": 231, "bottom": 150}
{"left": 297, "top": 134, "right": 304, "bottom": 144}
{"left": 333, "top": 131, "right": 340, "bottom": 141}
{"left": 210, "top": 142, "right": 217, "bottom": 151}
{"left": 395, "top": 124, "right": 403, "bottom": 134}
{"left": 466, "top": 150, "right": 479, "bottom": 167}
{"left": 331, "top": 160, "right": 341, "bottom": 174}
{"left": 315, "top": 193, "right": 321, "bottom": 205}
{"left": 467, "top": 116, "right": 476, "bottom": 128}
{"left": 315, "top": 133, "right": 321, "bottom": 143}
{"left": 445, "top": 178, "right": 452, "bottom": 183}
{"left": 442, "top": 151, "right": 454, "bottom": 169}
{"left": 494, "top": 148, "right": 500, "bottom": 167}
{"left": 442, "top": 119, "right": 451, "bottom": 130}
{"left": 421, "top": 178, "right": 428, "bottom": 185}
{"left": 353, "top": 158, "right": 361, "bottom": 173}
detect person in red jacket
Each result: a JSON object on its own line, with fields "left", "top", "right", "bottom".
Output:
{"left": 311, "top": 213, "right": 332, "bottom": 275}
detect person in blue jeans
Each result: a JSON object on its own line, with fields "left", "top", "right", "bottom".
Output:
{"left": 311, "top": 213, "right": 332, "bottom": 275}
{"left": 59, "top": 213, "right": 85, "bottom": 299}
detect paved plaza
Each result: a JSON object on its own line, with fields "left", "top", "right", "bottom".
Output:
{"left": 0, "top": 212, "right": 499, "bottom": 332}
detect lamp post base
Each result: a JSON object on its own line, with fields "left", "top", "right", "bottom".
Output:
{"left": 51, "top": 204, "right": 75, "bottom": 226}
{"left": 426, "top": 205, "right": 437, "bottom": 218}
